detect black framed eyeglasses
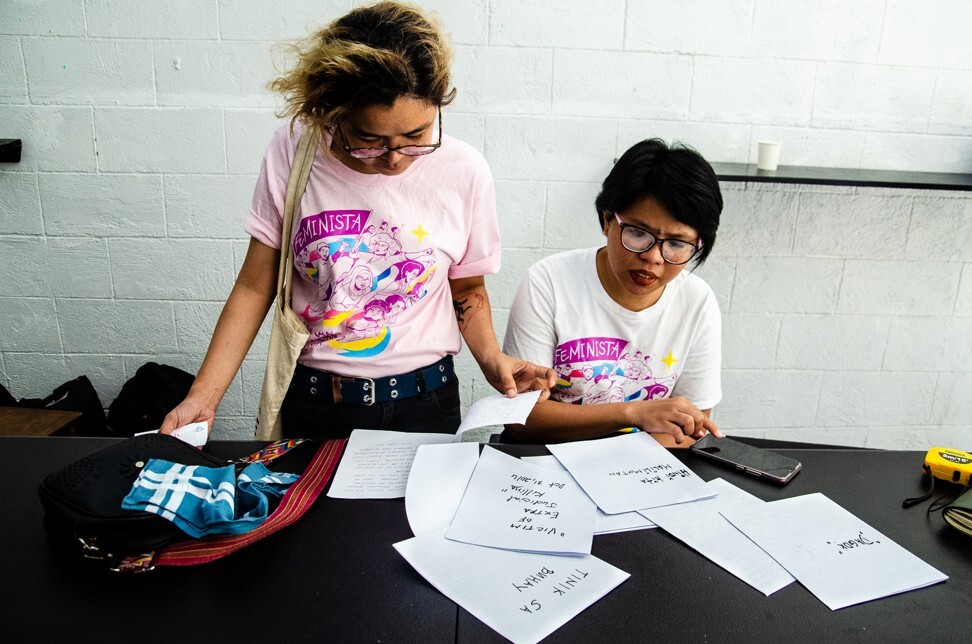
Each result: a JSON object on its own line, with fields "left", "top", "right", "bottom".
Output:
{"left": 613, "top": 213, "right": 701, "bottom": 265}
{"left": 337, "top": 106, "right": 442, "bottom": 159}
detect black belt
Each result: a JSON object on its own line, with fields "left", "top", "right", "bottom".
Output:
{"left": 291, "top": 356, "right": 455, "bottom": 406}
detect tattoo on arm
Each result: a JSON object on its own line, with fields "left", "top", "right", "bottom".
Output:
{"left": 453, "top": 293, "right": 484, "bottom": 328}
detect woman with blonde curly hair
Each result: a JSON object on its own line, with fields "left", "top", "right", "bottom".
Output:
{"left": 161, "top": 1, "right": 554, "bottom": 440}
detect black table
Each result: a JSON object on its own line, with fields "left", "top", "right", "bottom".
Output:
{"left": 2, "top": 437, "right": 454, "bottom": 642}
{"left": 465, "top": 445, "right": 971, "bottom": 642}
{"left": 4, "top": 438, "right": 969, "bottom": 642}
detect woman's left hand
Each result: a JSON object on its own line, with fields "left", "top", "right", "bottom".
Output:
{"left": 480, "top": 351, "right": 557, "bottom": 399}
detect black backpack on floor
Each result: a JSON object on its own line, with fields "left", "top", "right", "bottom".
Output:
{"left": 107, "top": 363, "right": 195, "bottom": 436}
{"left": 19, "top": 375, "right": 110, "bottom": 437}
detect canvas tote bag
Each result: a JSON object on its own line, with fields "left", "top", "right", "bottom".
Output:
{"left": 255, "top": 131, "right": 317, "bottom": 440}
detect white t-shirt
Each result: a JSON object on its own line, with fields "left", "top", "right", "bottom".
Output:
{"left": 503, "top": 247, "right": 722, "bottom": 411}
{"left": 245, "top": 123, "right": 501, "bottom": 378}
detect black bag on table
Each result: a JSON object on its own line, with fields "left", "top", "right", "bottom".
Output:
{"left": 37, "top": 433, "right": 226, "bottom": 564}
{"left": 19, "top": 375, "right": 110, "bottom": 437}
{"left": 107, "top": 363, "right": 195, "bottom": 436}
{"left": 37, "top": 433, "right": 336, "bottom": 572}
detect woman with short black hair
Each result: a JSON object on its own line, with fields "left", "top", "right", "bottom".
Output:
{"left": 503, "top": 139, "right": 725, "bottom": 445}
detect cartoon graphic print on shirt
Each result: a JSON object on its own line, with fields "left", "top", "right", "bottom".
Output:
{"left": 553, "top": 336, "right": 678, "bottom": 406}
{"left": 292, "top": 209, "right": 436, "bottom": 358}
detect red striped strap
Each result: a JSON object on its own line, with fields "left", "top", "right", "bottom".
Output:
{"left": 151, "top": 438, "right": 346, "bottom": 567}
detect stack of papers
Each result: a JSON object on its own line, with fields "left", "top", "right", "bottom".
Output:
{"left": 522, "top": 455, "right": 658, "bottom": 535}
{"left": 395, "top": 431, "right": 724, "bottom": 641}
{"left": 397, "top": 442, "right": 632, "bottom": 642}
{"left": 326, "top": 400, "right": 950, "bottom": 641}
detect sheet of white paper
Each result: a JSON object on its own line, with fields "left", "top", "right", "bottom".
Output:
{"left": 547, "top": 433, "right": 713, "bottom": 514}
{"left": 133, "top": 421, "right": 208, "bottom": 447}
{"left": 405, "top": 442, "right": 480, "bottom": 536}
{"left": 640, "top": 478, "right": 795, "bottom": 596}
{"left": 395, "top": 528, "right": 629, "bottom": 644}
{"left": 720, "top": 493, "right": 948, "bottom": 610}
{"left": 327, "top": 429, "right": 453, "bottom": 499}
{"left": 446, "top": 447, "right": 597, "bottom": 555}
{"left": 455, "top": 390, "right": 542, "bottom": 439}
{"left": 522, "top": 455, "right": 658, "bottom": 534}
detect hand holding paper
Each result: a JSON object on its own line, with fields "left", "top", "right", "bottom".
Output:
{"left": 454, "top": 390, "right": 542, "bottom": 440}
{"left": 134, "top": 421, "right": 208, "bottom": 447}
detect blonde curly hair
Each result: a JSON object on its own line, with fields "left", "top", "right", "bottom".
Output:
{"left": 270, "top": 1, "right": 456, "bottom": 144}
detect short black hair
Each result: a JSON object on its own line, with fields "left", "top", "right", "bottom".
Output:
{"left": 594, "top": 139, "right": 722, "bottom": 265}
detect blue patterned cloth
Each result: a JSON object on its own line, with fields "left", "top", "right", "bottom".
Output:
{"left": 121, "top": 459, "right": 300, "bottom": 538}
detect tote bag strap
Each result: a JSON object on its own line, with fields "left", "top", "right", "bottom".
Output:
{"left": 276, "top": 130, "right": 318, "bottom": 310}
{"left": 115, "top": 438, "right": 347, "bottom": 572}
{"left": 253, "top": 129, "right": 318, "bottom": 441}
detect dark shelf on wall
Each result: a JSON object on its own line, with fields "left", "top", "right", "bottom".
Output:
{"left": 711, "top": 163, "right": 972, "bottom": 192}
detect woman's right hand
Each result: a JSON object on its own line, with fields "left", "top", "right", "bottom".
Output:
{"left": 158, "top": 395, "right": 216, "bottom": 435}
{"left": 627, "top": 396, "right": 722, "bottom": 444}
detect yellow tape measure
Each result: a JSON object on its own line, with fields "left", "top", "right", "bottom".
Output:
{"left": 924, "top": 447, "right": 972, "bottom": 486}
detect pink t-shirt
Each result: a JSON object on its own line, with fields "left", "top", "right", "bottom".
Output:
{"left": 245, "top": 123, "right": 501, "bottom": 378}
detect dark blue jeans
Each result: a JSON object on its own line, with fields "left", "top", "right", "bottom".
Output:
{"left": 280, "top": 377, "right": 462, "bottom": 440}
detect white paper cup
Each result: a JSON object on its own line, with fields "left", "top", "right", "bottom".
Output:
{"left": 757, "top": 141, "right": 782, "bottom": 171}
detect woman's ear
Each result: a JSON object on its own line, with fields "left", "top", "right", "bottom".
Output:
{"left": 601, "top": 211, "right": 612, "bottom": 237}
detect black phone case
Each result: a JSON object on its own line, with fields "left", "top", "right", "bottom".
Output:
{"left": 690, "top": 436, "right": 801, "bottom": 484}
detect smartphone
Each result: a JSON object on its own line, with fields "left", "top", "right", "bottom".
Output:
{"left": 690, "top": 435, "right": 801, "bottom": 485}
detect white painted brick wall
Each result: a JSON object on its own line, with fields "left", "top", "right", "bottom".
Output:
{"left": 813, "top": 64, "right": 936, "bottom": 132}
{"left": 0, "top": 37, "right": 27, "bottom": 101}
{"left": 110, "top": 239, "right": 236, "bottom": 300}
{"left": 1, "top": 171, "right": 41, "bottom": 234}
{"left": 453, "top": 46, "right": 552, "bottom": 115}
{"left": 1, "top": 106, "right": 96, "bottom": 170}
{"left": 692, "top": 58, "right": 817, "bottom": 125}
{"left": 86, "top": 0, "right": 219, "bottom": 39}
{"left": 39, "top": 173, "right": 166, "bottom": 237}
{"left": 626, "top": 0, "right": 753, "bottom": 56}
{"left": 23, "top": 38, "right": 156, "bottom": 105}
{"left": 542, "top": 182, "right": 603, "bottom": 250}
{"left": 619, "top": 120, "right": 751, "bottom": 165}
{"left": 490, "top": 0, "right": 625, "bottom": 49}
{"left": 217, "top": 0, "right": 350, "bottom": 41}
{"left": 837, "top": 260, "right": 961, "bottom": 316}
{"left": 553, "top": 50, "right": 692, "bottom": 120}
{"left": 749, "top": 0, "right": 884, "bottom": 62}
{"left": 878, "top": 0, "right": 972, "bottom": 68}
{"left": 485, "top": 115, "right": 617, "bottom": 182}
{"left": 930, "top": 71, "right": 972, "bottom": 135}
{"left": 1, "top": 1, "right": 968, "bottom": 448}
{"left": 165, "top": 174, "right": 256, "bottom": 238}
{"left": 95, "top": 108, "right": 227, "bottom": 172}
{"left": 223, "top": 109, "right": 283, "bottom": 174}
{"left": 3, "top": 1, "right": 85, "bottom": 37}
